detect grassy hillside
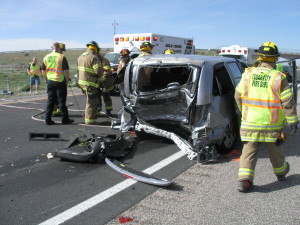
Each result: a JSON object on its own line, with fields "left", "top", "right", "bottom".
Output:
{"left": 0, "top": 48, "right": 113, "bottom": 94}
{"left": 0, "top": 48, "right": 113, "bottom": 67}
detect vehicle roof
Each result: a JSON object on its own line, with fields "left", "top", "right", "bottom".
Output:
{"left": 132, "top": 54, "right": 238, "bottom": 66}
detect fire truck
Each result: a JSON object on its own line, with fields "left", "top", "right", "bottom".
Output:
{"left": 113, "top": 33, "right": 194, "bottom": 54}
{"left": 219, "top": 45, "right": 258, "bottom": 66}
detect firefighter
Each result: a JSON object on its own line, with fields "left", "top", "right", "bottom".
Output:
{"left": 42, "top": 42, "right": 74, "bottom": 125}
{"left": 164, "top": 49, "right": 175, "bottom": 54}
{"left": 138, "top": 42, "right": 154, "bottom": 57}
{"left": 235, "top": 42, "right": 298, "bottom": 192}
{"left": 97, "top": 49, "right": 114, "bottom": 117}
{"left": 52, "top": 43, "right": 67, "bottom": 117}
{"left": 116, "top": 49, "right": 131, "bottom": 83}
{"left": 77, "top": 41, "right": 103, "bottom": 125}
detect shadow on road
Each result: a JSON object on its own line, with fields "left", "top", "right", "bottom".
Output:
{"left": 253, "top": 174, "right": 300, "bottom": 193}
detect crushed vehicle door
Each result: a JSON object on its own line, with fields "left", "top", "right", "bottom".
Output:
{"left": 130, "top": 64, "right": 201, "bottom": 124}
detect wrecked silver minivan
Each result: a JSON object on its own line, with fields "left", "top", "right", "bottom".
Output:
{"left": 113, "top": 54, "right": 243, "bottom": 162}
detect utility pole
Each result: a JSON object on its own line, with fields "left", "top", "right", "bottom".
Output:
{"left": 112, "top": 20, "right": 118, "bottom": 36}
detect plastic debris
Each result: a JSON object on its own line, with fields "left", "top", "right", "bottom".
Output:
{"left": 46, "top": 153, "right": 54, "bottom": 159}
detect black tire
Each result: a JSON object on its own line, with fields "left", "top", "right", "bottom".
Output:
{"left": 217, "top": 118, "right": 239, "bottom": 154}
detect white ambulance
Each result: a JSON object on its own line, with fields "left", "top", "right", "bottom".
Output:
{"left": 219, "top": 45, "right": 258, "bottom": 66}
{"left": 113, "top": 33, "right": 195, "bottom": 54}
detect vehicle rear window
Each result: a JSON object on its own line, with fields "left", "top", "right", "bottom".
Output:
{"left": 136, "top": 66, "right": 192, "bottom": 92}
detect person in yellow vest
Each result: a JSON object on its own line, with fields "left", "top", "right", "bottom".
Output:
{"left": 26, "top": 57, "right": 41, "bottom": 93}
{"left": 97, "top": 50, "right": 114, "bottom": 117}
{"left": 41, "top": 42, "right": 74, "bottom": 125}
{"left": 77, "top": 41, "right": 103, "bottom": 125}
{"left": 52, "top": 43, "right": 67, "bottom": 117}
{"left": 235, "top": 42, "right": 298, "bottom": 192}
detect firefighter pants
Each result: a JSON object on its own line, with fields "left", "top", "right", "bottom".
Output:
{"left": 98, "top": 89, "right": 112, "bottom": 112}
{"left": 238, "top": 141, "right": 289, "bottom": 182}
{"left": 45, "top": 80, "right": 69, "bottom": 123}
{"left": 80, "top": 85, "right": 99, "bottom": 124}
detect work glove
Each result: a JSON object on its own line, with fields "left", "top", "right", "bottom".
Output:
{"left": 290, "top": 123, "right": 298, "bottom": 135}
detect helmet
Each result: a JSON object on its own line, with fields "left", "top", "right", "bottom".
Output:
{"left": 164, "top": 49, "right": 175, "bottom": 54}
{"left": 140, "top": 42, "right": 154, "bottom": 52}
{"left": 86, "top": 41, "right": 100, "bottom": 51}
{"left": 120, "top": 49, "right": 130, "bottom": 57}
{"left": 257, "top": 42, "right": 280, "bottom": 57}
{"left": 59, "top": 43, "right": 66, "bottom": 52}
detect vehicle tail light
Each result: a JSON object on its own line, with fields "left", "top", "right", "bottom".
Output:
{"left": 244, "top": 50, "right": 248, "bottom": 54}
{"left": 125, "top": 37, "right": 129, "bottom": 41}
{"left": 120, "top": 37, "right": 124, "bottom": 42}
{"left": 115, "top": 37, "right": 119, "bottom": 42}
{"left": 135, "top": 37, "right": 139, "bottom": 41}
{"left": 153, "top": 36, "right": 158, "bottom": 41}
{"left": 140, "top": 36, "right": 145, "bottom": 41}
{"left": 227, "top": 50, "right": 231, "bottom": 52}
{"left": 146, "top": 36, "right": 150, "bottom": 41}
{"left": 222, "top": 50, "right": 225, "bottom": 53}
{"left": 238, "top": 50, "right": 242, "bottom": 53}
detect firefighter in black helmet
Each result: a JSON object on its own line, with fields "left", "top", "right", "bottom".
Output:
{"left": 77, "top": 41, "right": 103, "bottom": 124}
{"left": 138, "top": 42, "right": 155, "bottom": 57}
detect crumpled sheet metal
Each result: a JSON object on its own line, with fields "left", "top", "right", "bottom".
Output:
{"left": 135, "top": 121, "right": 197, "bottom": 160}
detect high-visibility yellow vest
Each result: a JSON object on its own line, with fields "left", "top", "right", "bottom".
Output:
{"left": 43, "top": 52, "right": 65, "bottom": 82}
{"left": 29, "top": 63, "right": 41, "bottom": 76}
{"left": 237, "top": 67, "right": 294, "bottom": 131}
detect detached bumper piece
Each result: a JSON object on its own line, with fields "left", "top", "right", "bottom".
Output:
{"left": 105, "top": 158, "right": 173, "bottom": 187}
{"left": 55, "top": 132, "right": 133, "bottom": 162}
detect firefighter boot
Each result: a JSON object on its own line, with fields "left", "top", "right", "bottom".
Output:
{"left": 276, "top": 162, "right": 290, "bottom": 181}
{"left": 106, "top": 110, "right": 113, "bottom": 117}
{"left": 237, "top": 180, "right": 253, "bottom": 193}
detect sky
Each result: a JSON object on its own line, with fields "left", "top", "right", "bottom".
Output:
{"left": 0, "top": 0, "right": 300, "bottom": 53}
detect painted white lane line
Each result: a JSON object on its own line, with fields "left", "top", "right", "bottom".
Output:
{"left": 38, "top": 150, "right": 186, "bottom": 225}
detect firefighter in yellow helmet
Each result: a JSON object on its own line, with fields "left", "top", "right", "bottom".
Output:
{"left": 97, "top": 46, "right": 114, "bottom": 117}
{"left": 164, "top": 49, "right": 175, "bottom": 54}
{"left": 138, "top": 42, "right": 155, "bottom": 57}
{"left": 235, "top": 42, "right": 298, "bottom": 192}
{"left": 77, "top": 41, "right": 103, "bottom": 124}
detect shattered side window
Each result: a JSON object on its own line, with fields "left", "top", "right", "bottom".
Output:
{"left": 129, "top": 64, "right": 139, "bottom": 93}
{"left": 213, "top": 64, "right": 235, "bottom": 96}
{"left": 136, "top": 65, "right": 196, "bottom": 92}
{"left": 183, "top": 66, "right": 200, "bottom": 95}
{"left": 226, "top": 62, "right": 242, "bottom": 87}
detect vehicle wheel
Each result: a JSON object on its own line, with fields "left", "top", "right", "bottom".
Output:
{"left": 217, "top": 118, "right": 239, "bottom": 154}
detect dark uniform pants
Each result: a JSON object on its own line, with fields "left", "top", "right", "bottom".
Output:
{"left": 98, "top": 89, "right": 112, "bottom": 112}
{"left": 45, "top": 80, "right": 69, "bottom": 122}
{"left": 238, "top": 141, "right": 288, "bottom": 182}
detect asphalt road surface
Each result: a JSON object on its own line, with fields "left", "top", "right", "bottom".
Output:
{"left": 0, "top": 90, "right": 196, "bottom": 225}
{"left": 1, "top": 69, "right": 300, "bottom": 225}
